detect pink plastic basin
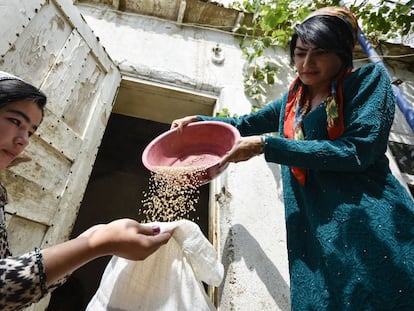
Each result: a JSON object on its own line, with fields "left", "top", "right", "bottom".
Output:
{"left": 142, "top": 121, "right": 240, "bottom": 185}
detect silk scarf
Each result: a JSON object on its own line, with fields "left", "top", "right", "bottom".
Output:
{"left": 283, "top": 69, "right": 351, "bottom": 186}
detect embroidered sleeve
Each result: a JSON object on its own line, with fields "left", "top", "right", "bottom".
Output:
{"left": 0, "top": 250, "right": 46, "bottom": 310}
{"left": 0, "top": 184, "right": 67, "bottom": 310}
{"left": 264, "top": 63, "right": 396, "bottom": 171}
{"left": 197, "top": 94, "right": 286, "bottom": 136}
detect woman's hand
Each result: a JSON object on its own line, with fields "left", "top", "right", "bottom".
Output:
{"left": 42, "top": 219, "right": 173, "bottom": 285}
{"left": 220, "top": 136, "right": 263, "bottom": 167}
{"left": 86, "top": 219, "right": 173, "bottom": 261}
{"left": 170, "top": 116, "right": 198, "bottom": 132}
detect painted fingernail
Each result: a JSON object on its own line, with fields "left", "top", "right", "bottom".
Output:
{"left": 152, "top": 225, "right": 160, "bottom": 233}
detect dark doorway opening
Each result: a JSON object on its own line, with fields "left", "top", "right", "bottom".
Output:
{"left": 47, "top": 113, "right": 210, "bottom": 310}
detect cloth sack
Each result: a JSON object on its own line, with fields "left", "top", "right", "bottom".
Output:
{"left": 86, "top": 220, "right": 224, "bottom": 311}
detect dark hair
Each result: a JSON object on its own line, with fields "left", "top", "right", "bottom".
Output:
{"left": 290, "top": 15, "right": 355, "bottom": 68}
{"left": 0, "top": 79, "right": 47, "bottom": 116}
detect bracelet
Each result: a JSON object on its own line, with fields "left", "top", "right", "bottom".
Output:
{"left": 260, "top": 136, "right": 266, "bottom": 154}
{"left": 35, "top": 247, "right": 48, "bottom": 295}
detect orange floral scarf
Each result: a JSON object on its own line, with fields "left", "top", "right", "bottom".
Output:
{"left": 283, "top": 69, "right": 351, "bottom": 186}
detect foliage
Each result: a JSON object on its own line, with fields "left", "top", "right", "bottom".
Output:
{"left": 353, "top": 0, "right": 413, "bottom": 43}
{"left": 215, "top": 107, "right": 259, "bottom": 117}
{"left": 230, "top": 0, "right": 414, "bottom": 104}
{"left": 215, "top": 107, "right": 235, "bottom": 117}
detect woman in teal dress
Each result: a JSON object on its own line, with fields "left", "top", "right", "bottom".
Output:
{"left": 172, "top": 7, "right": 414, "bottom": 310}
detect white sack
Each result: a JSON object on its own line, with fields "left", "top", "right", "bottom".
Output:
{"left": 86, "top": 220, "right": 224, "bottom": 311}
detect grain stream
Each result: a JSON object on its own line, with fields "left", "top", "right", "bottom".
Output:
{"left": 140, "top": 166, "right": 207, "bottom": 222}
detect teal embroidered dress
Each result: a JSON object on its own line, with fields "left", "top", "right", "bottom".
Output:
{"left": 198, "top": 63, "right": 414, "bottom": 310}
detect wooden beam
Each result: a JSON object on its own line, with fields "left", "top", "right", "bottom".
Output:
{"left": 177, "top": 0, "right": 186, "bottom": 24}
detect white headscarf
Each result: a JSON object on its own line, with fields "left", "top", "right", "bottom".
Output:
{"left": 0, "top": 71, "right": 20, "bottom": 81}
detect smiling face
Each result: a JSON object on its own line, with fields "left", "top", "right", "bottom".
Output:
{"left": 293, "top": 38, "right": 344, "bottom": 93}
{"left": 0, "top": 100, "right": 42, "bottom": 169}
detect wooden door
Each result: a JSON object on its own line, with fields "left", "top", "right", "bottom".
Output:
{"left": 0, "top": 1, "right": 120, "bottom": 308}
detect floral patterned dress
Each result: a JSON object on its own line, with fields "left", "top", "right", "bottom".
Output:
{"left": 0, "top": 183, "right": 64, "bottom": 311}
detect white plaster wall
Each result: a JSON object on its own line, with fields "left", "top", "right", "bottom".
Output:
{"left": 215, "top": 159, "right": 290, "bottom": 310}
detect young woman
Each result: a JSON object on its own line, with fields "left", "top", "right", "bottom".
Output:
{"left": 171, "top": 7, "right": 414, "bottom": 310}
{"left": 0, "top": 72, "right": 173, "bottom": 310}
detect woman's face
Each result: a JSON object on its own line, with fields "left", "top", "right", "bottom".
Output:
{"left": 0, "top": 100, "right": 42, "bottom": 169}
{"left": 293, "top": 38, "right": 344, "bottom": 92}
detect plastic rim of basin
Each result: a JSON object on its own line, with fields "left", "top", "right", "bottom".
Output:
{"left": 142, "top": 121, "right": 240, "bottom": 185}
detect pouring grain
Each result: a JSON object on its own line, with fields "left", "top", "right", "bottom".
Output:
{"left": 140, "top": 166, "right": 206, "bottom": 222}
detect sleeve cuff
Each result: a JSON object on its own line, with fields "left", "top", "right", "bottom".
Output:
{"left": 34, "top": 247, "right": 48, "bottom": 295}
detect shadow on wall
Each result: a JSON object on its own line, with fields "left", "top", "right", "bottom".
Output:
{"left": 219, "top": 223, "right": 290, "bottom": 309}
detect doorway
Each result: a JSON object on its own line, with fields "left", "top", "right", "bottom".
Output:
{"left": 47, "top": 77, "right": 217, "bottom": 310}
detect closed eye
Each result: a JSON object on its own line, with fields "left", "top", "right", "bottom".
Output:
{"left": 294, "top": 51, "right": 307, "bottom": 58}
{"left": 294, "top": 47, "right": 329, "bottom": 58}
{"left": 312, "top": 49, "right": 329, "bottom": 56}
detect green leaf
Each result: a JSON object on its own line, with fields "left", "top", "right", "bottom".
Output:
{"left": 235, "top": 0, "right": 410, "bottom": 106}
